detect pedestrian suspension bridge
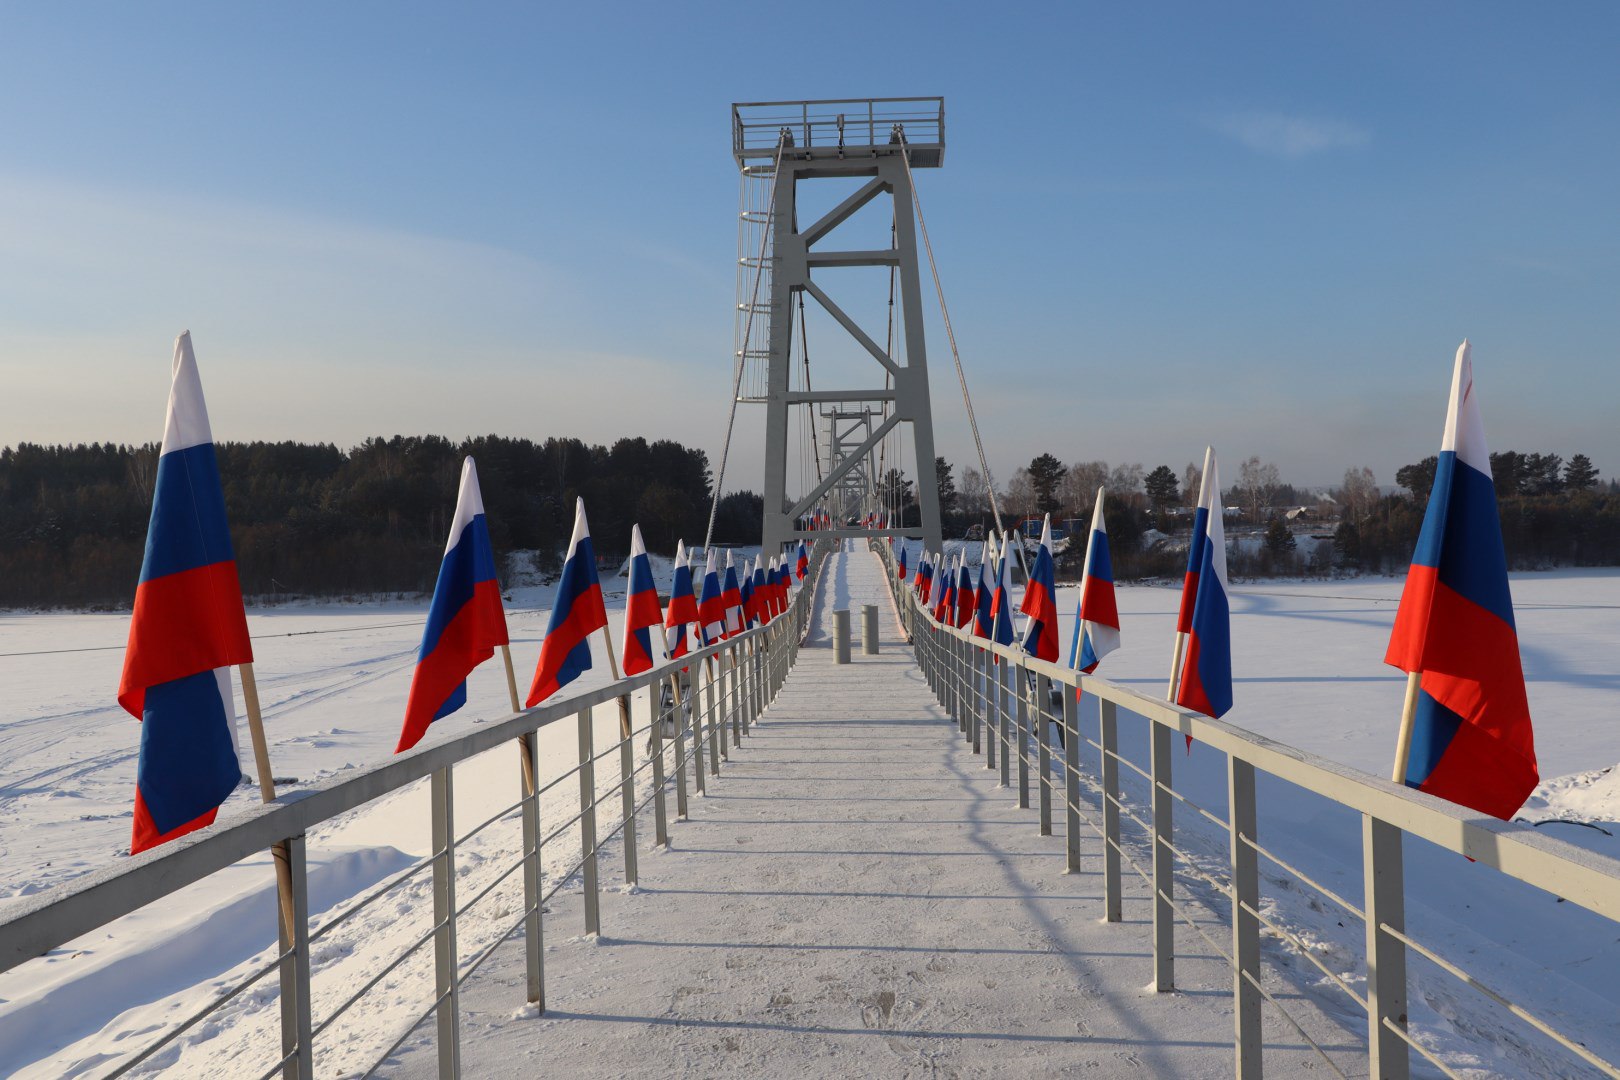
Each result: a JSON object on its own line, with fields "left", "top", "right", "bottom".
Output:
{"left": 2, "top": 99, "right": 1619, "bottom": 1080}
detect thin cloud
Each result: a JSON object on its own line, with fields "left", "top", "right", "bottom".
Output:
{"left": 1206, "top": 110, "right": 1370, "bottom": 158}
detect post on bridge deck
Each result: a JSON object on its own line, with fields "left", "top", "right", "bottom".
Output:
{"left": 430, "top": 766, "right": 462, "bottom": 1077}
{"left": 998, "top": 660, "right": 1012, "bottom": 789}
{"left": 833, "top": 608, "right": 851, "bottom": 664}
{"left": 577, "top": 708, "right": 601, "bottom": 936}
{"left": 862, "top": 603, "right": 879, "bottom": 654}
{"left": 1063, "top": 684, "right": 1081, "bottom": 874}
{"left": 519, "top": 729, "right": 545, "bottom": 1007}
{"left": 1016, "top": 667, "right": 1031, "bottom": 809}
{"left": 1150, "top": 718, "right": 1175, "bottom": 992}
{"left": 618, "top": 693, "right": 638, "bottom": 887}
{"left": 1229, "top": 756, "right": 1262, "bottom": 1078}
{"left": 276, "top": 832, "right": 313, "bottom": 1079}
{"left": 650, "top": 690, "right": 669, "bottom": 847}
{"left": 1364, "top": 815, "right": 1410, "bottom": 1080}
{"left": 1037, "top": 672, "right": 1053, "bottom": 836}
{"left": 1100, "top": 699, "right": 1123, "bottom": 922}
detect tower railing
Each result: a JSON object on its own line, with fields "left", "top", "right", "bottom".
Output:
{"left": 880, "top": 539, "right": 1620, "bottom": 1080}
{"left": 0, "top": 542, "right": 834, "bottom": 1079}
{"left": 732, "top": 97, "right": 945, "bottom": 164}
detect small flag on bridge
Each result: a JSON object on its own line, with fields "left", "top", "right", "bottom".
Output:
{"left": 797, "top": 539, "right": 811, "bottom": 581}
{"left": 697, "top": 549, "right": 726, "bottom": 646}
{"left": 118, "top": 332, "right": 254, "bottom": 855}
{"left": 722, "top": 551, "right": 745, "bottom": 637}
{"left": 396, "top": 457, "right": 511, "bottom": 753}
{"left": 1385, "top": 342, "right": 1538, "bottom": 819}
{"left": 1070, "top": 489, "right": 1120, "bottom": 673}
{"left": 1019, "top": 515, "right": 1061, "bottom": 663}
{"left": 989, "top": 535, "right": 1017, "bottom": 649}
{"left": 1175, "top": 454, "right": 1233, "bottom": 723}
{"left": 897, "top": 542, "right": 908, "bottom": 583}
{"left": 620, "top": 525, "right": 664, "bottom": 677}
{"left": 665, "top": 540, "right": 698, "bottom": 662}
{"left": 526, "top": 498, "right": 608, "bottom": 706}
{"left": 973, "top": 533, "right": 997, "bottom": 639}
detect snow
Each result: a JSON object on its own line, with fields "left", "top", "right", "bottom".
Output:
{"left": 0, "top": 549, "right": 1617, "bottom": 1076}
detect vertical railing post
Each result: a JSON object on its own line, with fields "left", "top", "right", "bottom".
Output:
{"left": 651, "top": 687, "right": 669, "bottom": 847}
{"left": 998, "top": 659, "right": 1012, "bottom": 788}
{"left": 673, "top": 675, "right": 691, "bottom": 817}
{"left": 276, "top": 833, "right": 313, "bottom": 1080}
{"left": 430, "top": 766, "right": 462, "bottom": 1077}
{"left": 519, "top": 729, "right": 544, "bottom": 1008}
{"left": 618, "top": 694, "right": 638, "bottom": 886}
{"left": 1063, "top": 684, "right": 1081, "bottom": 875}
{"left": 1229, "top": 757, "right": 1262, "bottom": 1079}
{"left": 1150, "top": 718, "right": 1174, "bottom": 992}
{"left": 1037, "top": 673, "right": 1053, "bottom": 835}
{"left": 1099, "top": 698, "right": 1122, "bottom": 922}
{"left": 707, "top": 660, "right": 722, "bottom": 774}
{"left": 728, "top": 647, "right": 742, "bottom": 749}
{"left": 970, "top": 646, "right": 983, "bottom": 754}
{"left": 986, "top": 657, "right": 998, "bottom": 771}
{"left": 691, "top": 670, "right": 707, "bottom": 795}
{"left": 1364, "top": 815, "right": 1410, "bottom": 1080}
{"left": 1016, "top": 666, "right": 1031, "bottom": 809}
{"left": 577, "top": 708, "right": 601, "bottom": 936}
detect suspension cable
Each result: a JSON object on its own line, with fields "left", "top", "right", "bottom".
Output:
{"left": 898, "top": 130, "right": 1032, "bottom": 583}
{"left": 706, "top": 134, "right": 786, "bottom": 550}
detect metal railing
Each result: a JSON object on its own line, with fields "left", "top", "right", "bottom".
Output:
{"left": 731, "top": 97, "right": 945, "bottom": 162}
{"left": 0, "top": 542, "right": 832, "bottom": 1079}
{"left": 881, "top": 540, "right": 1620, "bottom": 1080}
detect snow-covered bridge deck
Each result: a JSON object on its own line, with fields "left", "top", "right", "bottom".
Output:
{"left": 401, "top": 546, "right": 1336, "bottom": 1077}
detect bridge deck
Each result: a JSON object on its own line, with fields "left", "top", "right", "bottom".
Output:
{"left": 400, "top": 546, "right": 1330, "bottom": 1077}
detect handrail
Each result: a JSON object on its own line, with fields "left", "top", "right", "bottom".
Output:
{"left": 882, "top": 538, "right": 1620, "bottom": 1080}
{"left": 0, "top": 539, "right": 833, "bottom": 1078}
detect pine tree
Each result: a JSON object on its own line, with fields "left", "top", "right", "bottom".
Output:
{"left": 1565, "top": 453, "right": 1600, "bottom": 490}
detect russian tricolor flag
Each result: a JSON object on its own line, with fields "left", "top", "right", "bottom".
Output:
{"left": 1385, "top": 342, "right": 1538, "bottom": 819}
{"left": 697, "top": 548, "right": 726, "bottom": 646}
{"left": 1070, "top": 488, "right": 1120, "bottom": 673}
{"left": 796, "top": 540, "right": 810, "bottom": 581}
{"left": 973, "top": 534, "right": 997, "bottom": 639}
{"left": 525, "top": 498, "right": 608, "bottom": 706}
{"left": 897, "top": 543, "right": 908, "bottom": 583}
{"left": 396, "top": 457, "right": 511, "bottom": 753}
{"left": 1175, "top": 447, "right": 1215, "bottom": 643}
{"left": 933, "top": 554, "right": 956, "bottom": 623}
{"left": 915, "top": 552, "right": 932, "bottom": 602}
{"left": 664, "top": 540, "right": 698, "bottom": 661}
{"left": 621, "top": 525, "right": 664, "bottom": 677}
{"left": 1019, "top": 515, "right": 1061, "bottom": 663}
{"left": 721, "top": 550, "right": 746, "bottom": 637}
{"left": 751, "top": 558, "right": 768, "bottom": 624}
{"left": 118, "top": 332, "right": 254, "bottom": 855}
{"left": 989, "top": 535, "right": 1017, "bottom": 648}
{"left": 1175, "top": 453, "right": 1233, "bottom": 720}
{"left": 955, "top": 553, "right": 975, "bottom": 629}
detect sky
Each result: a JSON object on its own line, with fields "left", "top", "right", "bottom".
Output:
{"left": 1, "top": 2, "right": 1616, "bottom": 495}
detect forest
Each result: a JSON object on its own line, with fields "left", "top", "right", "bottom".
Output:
{"left": 0, "top": 435, "right": 762, "bottom": 608}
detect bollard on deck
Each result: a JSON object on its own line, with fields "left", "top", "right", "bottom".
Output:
{"left": 861, "top": 604, "right": 879, "bottom": 654}
{"left": 833, "top": 609, "right": 851, "bottom": 664}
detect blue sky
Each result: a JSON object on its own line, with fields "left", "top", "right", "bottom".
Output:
{"left": 1, "top": 2, "right": 1616, "bottom": 493}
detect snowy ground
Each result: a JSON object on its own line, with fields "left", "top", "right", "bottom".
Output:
{"left": 0, "top": 547, "right": 1617, "bottom": 1075}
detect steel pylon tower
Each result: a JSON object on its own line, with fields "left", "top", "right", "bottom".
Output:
{"left": 731, "top": 98, "right": 946, "bottom": 556}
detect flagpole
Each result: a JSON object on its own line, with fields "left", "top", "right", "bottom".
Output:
{"left": 1166, "top": 632, "right": 1188, "bottom": 701}
{"left": 1391, "top": 669, "right": 1422, "bottom": 784}
{"left": 238, "top": 661, "right": 297, "bottom": 939}
{"left": 597, "top": 626, "right": 633, "bottom": 739}
{"left": 499, "top": 644, "right": 538, "bottom": 795}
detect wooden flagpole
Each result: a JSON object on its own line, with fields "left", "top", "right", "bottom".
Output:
{"left": 1166, "top": 632, "right": 1188, "bottom": 702}
{"left": 597, "top": 626, "right": 633, "bottom": 740}
{"left": 500, "top": 644, "right": 536, "bottom": 795}
{"left": 1391, "top": 669, "right": 1423, "bottom": 784}
{"left": 238, "top": 662, "right": 297, "bottom": 938}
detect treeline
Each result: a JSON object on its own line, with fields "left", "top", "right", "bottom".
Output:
{"left": 914, "top": 448, "right": 1620, "bottom": 580}
{"left": 1336, "top": 452, "right": 1620, "bottom": 573}
{"left": 0, "top": 436, "right": 764, "bottom": 608}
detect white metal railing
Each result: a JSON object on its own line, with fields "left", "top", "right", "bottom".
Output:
{"left": 0, "top": 542, "right": 833, "bottom": 1079}
{"left": 879, "top": 540, "right": 1620, "bottom": 1080}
